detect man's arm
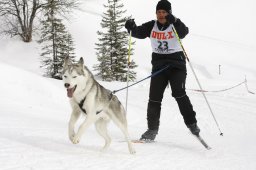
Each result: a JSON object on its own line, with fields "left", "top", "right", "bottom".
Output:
{"left": 125, "top": 20, "right": 155, "bottom": 39}
{"left": 173, "top": 19, "right": 189, "bottom": 39}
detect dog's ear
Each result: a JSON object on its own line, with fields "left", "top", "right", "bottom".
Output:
{"left": 78, "top": 57, "right": 84, "bottom": 66}
{"left": 63, "top": 56, "right": 71, "bottom": 67}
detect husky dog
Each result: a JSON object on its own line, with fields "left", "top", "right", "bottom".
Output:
{"left": 62, "top": 57, "right": 135, "bottom": 154}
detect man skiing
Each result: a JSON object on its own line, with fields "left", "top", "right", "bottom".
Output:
{"left": 125, "top": 0, "right": 200, "bottom": 142}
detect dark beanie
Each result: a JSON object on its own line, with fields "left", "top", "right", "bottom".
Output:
{"left": 156, "top": 0, "right": 172, "bottom": 13}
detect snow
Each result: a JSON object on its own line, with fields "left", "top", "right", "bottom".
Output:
{"left": 1, "top": 0, "right": 256, "bottom": 169}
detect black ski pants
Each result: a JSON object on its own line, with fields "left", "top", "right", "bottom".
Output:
{"left": 147, "top": 67, "right": 197, "bottom": 130}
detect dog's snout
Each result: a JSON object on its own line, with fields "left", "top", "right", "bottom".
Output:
{"left": 64, "top": 83, "right": 70, "bottom": 88}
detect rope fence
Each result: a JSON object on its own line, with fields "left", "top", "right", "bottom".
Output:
{"left": 188, "top": 77, "right": 255, "bottom": 94}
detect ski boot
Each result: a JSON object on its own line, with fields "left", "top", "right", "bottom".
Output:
{"left": 140, "top": 129, "right": 158, "bottom": 142}
{"left": 187, "top": 123, "right": 200, "bottom": 136}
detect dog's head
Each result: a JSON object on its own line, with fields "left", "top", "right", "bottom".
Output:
{"left": 62, "top": 57, "right": 87, "bottom": 98}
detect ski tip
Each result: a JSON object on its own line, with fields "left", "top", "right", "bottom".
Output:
{"left": 131, "top": 140, "right": 145, "bottom": 143}
{"left": 194, "top": 134, "right": 212, "bottom": 150}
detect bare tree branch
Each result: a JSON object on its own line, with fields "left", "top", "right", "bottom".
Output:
{"left": 0, "top": 0, "right": 80, "bottom": 42}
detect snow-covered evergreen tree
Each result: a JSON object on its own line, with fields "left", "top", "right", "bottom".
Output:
{"left": 94, "top": 0, "right": 137, "bottom": 82}
{"left": 38, "top": 0, "right": 76, "bottom": 79}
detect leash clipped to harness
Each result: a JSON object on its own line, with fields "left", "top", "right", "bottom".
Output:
{"left": 113, "top": 65, "right": 170, "bottom": 94}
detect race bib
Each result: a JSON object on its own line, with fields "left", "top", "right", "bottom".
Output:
{"left": 150, "top": 21, "right": 182, "bottom": 54}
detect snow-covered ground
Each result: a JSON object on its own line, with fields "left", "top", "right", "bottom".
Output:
{"left": 1, "top": 0, "right": 256, "bottom": 169}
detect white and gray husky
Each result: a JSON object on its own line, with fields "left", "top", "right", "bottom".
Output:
{"left": 62, "top": 57, "right": 135, "bottom": 154}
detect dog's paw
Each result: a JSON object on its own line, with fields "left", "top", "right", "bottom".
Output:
{"left": 72, "top": 135, "right": 80, "bottom": 144}
{"left": 129, "top": 148, "right": 136, "bottom": 155}
{"left": 128, "top": 145, "right": 136, "bottom": 155}
{"left": 69, "top": 134, "right": 75, "bottom": 142}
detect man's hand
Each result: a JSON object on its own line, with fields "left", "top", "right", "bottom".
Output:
{"left": 125, "top": 19, "right": 136, "bottom": 31}
{"left": 165, "top": 14, "right": 177, "bottom": 24}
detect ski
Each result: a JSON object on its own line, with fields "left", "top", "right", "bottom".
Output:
{"left": 122, "top": 135, "right": 211, "bottom": 150}
{"left": 194, "top": 134, "right": 211, "bottom": 150}
{"left": 119, "top": 139, "right": 155, "bottom": 143}
{"left": 131, "top": 139, "right": 155, "bottom": 144}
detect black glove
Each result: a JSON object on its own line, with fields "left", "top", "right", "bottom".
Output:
{"left": 165, "top": 14, "right": 176, "bottom": 24}
{"left": 125, "top": 19, "right": 136, "bottom": 31}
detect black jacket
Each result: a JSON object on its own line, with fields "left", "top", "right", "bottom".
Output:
{"left": 130, "top": 19, "right": 189, "bottom": 71}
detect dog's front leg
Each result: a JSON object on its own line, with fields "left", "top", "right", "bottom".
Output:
{"left": 69, "top": 107, "right": 81, "bottom": 142}
{"left": 72, "top": 115, "right": 95, "bottom": 144}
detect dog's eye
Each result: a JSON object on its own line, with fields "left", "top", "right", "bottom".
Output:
{"left": 72, "top": 76, "right": 77, "bottom": 78}
{"left": 63, "top": 75, "right": 67, "bottom": 78}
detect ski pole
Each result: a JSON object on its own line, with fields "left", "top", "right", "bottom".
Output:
{"left": 171, "top": 25, "right": 223, "bottom": 136}
{"left": 125, "top": 31, "right": 132, "bottom": 112}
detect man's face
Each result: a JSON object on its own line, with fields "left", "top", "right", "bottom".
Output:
{"left": 156, "top": 10, "right": 169, "bottom": 24}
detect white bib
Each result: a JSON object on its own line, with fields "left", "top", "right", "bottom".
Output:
{"left": 150, "top": 21, "right": 182, "bottom": 54}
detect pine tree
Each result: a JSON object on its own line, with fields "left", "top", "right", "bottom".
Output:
{"left": 94, "top": 0, "right": 137, "bottom": 82}
{"left": 38, "top": 0, "right": 76, "bottom": 79}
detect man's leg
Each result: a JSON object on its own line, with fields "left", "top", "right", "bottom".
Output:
{"left": 168, "top": 68, "right": 200, "bottom": 135}
{"left": 140, "top": 70, "right": 168, "bottom": 140}
{"left": 147, "top": 72, "right": 168, "bottom": 130}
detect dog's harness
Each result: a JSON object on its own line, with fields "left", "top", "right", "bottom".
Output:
{"left": 78, "top": 97, "right": 87, "bottom": 114}
{"left": 78, "top": 93, "right": 114, "bottom": 115}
